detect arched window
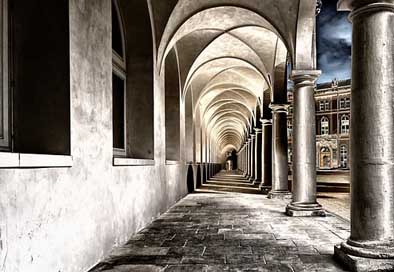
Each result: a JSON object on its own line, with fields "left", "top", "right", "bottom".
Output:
{"left": 321, "top": 117, "right": 329, "bottom": 135}
{"left": 340, "top": 145, "right": 348, "bottom": 168}
{"left": 112, "top": 0, "right": 127, "bottom": 156}
{"left": 341, "top": 115, "right": 350, "bottom": 134}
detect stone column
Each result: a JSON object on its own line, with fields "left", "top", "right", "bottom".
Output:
{"left": 249, "top": 134, "right": 256, "bottom": 181}
{"left": 259, "top": 119, "right": 272, "bottom": 193}
{"left": 268, "top": 104, "right": 291, "bottom": 199}
{"left": 334, "top": 1, "right": 394, "bottom": 271}
{"left": 242, "top": 142, "right": 246, "bottom": 177}
{"left": 254, "top": 128, "right": 262, "bottom": 185}
{"left": 246, "top": 140, "right": 251, "bottom": 178}
{"left": 286, "top": 70, "right": 325, "bottom": 216}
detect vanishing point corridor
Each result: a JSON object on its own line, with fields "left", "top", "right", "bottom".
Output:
{"left": 91, "top": 171, "right": 349, "bottom": 272}
{"left": 3, "top": 1, "right": 394, "bottom": 271}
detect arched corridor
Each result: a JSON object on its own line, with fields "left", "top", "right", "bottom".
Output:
{"left": 1, "top": 0, "right": 393, "bottom": 271}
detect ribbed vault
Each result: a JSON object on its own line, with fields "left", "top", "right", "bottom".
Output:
{"left": 157, "top": 0, "right": 316, "bottom": 163}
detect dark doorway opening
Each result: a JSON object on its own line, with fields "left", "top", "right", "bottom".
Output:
{"left": 196, "top": 165, "right": 202, "bottom": 188}
{"left": 187, "top": 164, "right": 194, "bottom": 193}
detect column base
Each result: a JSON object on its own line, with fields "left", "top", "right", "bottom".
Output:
{"left": 334, "top": 244, "right": 394, "bottom": 272}
{"left": 285, "top": 202, "right": 326, "bottom": 217}
{"left": 267, "top": 190, "right": 292, "bottom": 200}
{"left": 259, "top": 185, "right": 271, "bottom": 194}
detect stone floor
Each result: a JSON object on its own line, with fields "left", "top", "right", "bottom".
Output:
{"left": 90, "top": 172, "right": 350, "bottom": 272}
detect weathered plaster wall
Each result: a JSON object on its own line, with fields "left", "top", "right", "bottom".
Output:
{"left": 0, "top": 1, "right": 187, "bottom": 272}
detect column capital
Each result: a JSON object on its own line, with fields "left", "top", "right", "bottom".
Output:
{"left": 269, "top": 103, "right": 290, "bottom": 113}
{"left": 254, "top": 127, "right": 262, "bottom": 133}
{"left": 338, "top": 0, "right": 394, "bottom": 14}
{"left": 260, "top": 118, "right": 272, "bottom": 125}
{"left": 290, "top": 70, "right": 321, "bottom": 86}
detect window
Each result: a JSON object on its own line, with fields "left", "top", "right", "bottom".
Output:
{"left": 288, "top": 147, "right": 292, "bottom": 163}
{"left": 0, "top": 0, "right": 10, "bottom": 150}
{"left": 6, "top": 0, "right": 70, "bottom": 155}
{"left": 319, "top": 100, "right": 329, "bottom": 111}
{"left": 340, "top": 97, "right": 350, "bottom": 109}
{"left": 165, "top": 48, "right": 180, "bottom": 161}
{"left": 114, "top": 0, "right": 154, "bottom": 160}
{"left": 319, "top": 101, "right": 325, "bottom": 111}
{"left": 321, "top": 117, "right": 329, "bottom": 135}
{"left": 341, "top": 115, "right": 350, "bottom": 134}
{"left": 340, "top": 145, "right": 348, "bottom": 168}
{"left": 339, "top": 98, "right": 345, "bottom": 109}
{"left": 112, "top": 0, "right": 126, "bottom": 156}
{"left": 345, "top": 97, "right": 351, "bottom": 108}
{"left": 287, "top": 120, "right": 292, "bottom": 137}
{"left": 325, "top": 100, "right": 330, "bottom": 111}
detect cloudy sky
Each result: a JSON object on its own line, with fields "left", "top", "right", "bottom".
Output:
{"left": 316, "top": 0, "right": 352, "bottom": 83}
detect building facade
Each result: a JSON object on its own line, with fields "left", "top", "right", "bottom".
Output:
{"left": 287, "top": 79, "right": 351, "bottom": 171}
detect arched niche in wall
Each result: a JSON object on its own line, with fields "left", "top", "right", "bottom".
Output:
{"left": 116, "top": 0, "right": 154, "bottom": 159}
{"left": 164, "top": 48, "right": 181, "bottom": 161}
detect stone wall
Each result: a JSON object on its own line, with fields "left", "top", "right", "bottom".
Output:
{"left": 0, "top": 1, "right": 187, "bottom": 271}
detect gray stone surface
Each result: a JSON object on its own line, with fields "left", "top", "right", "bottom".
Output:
{"left": 91, "top": 175, "right": 350, "bottom": 272}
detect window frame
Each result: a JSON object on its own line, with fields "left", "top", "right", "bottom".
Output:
{"left": 321, "top": 116, "right": 329, "bottom": 135}
{"left": 340, "top": 114, "right": 350, "bottom": 134}
{"left": 112, "top": 67, "right": 127, "bottom": 157}
{"left": 339, "top": 98, "right": 345, "bottom": 109}
{"left": 345, "top": 97, "right": 350, "bottom": 108}
{"left": 325, "top": 100, "right": 330, "bottom": 111}
{"left": 340, "top": 145, "right": 348, "bottom": 168}
{"left": 112, "top": 0, "right": 127, "bottom": 157}
{"left": 319, "top": 100, "right": 325, "bottom": 111}
{"left": 0, "top": 0, "right": 10, "bottom": 150}
{"left": 287, "top": 119, "right": 292, "bottom": 137}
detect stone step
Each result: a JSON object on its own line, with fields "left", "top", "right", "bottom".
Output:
{"left": 197, "top": 183, "right": 263, "bottom": 194}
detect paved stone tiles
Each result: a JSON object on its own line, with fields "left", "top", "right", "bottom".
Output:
{"left": 90, "top": 189, "right": 350, "bottom": 272}
{"left": 317, "top": 193, "right": 350, "bottom": 221}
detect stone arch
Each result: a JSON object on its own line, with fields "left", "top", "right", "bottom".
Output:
{"left": 156, "top": 3, "right": 297, "bottom": 69}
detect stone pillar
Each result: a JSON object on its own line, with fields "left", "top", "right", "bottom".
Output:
{"left": 259, "top": 119, "right": 273, "bottom": 193}
{"left": 249, "top": 134, "right": 256, "bottom": 181}
{"left": 334, "top": 1, "right": 394, "bottom": 271}
{"left": 242, "top": 144, "right": 247, "bottom": 176}
{"left": 268, "top": 104, "right": 291, "bottom": 199}
{"left": 246, "top": 140, "right": 251, "bottom": 178}
{"left": 254, "top": 128, "right": 262, "bottom": 185}
{"left": 286, "top": 70, "right": 325, "bottom": 216}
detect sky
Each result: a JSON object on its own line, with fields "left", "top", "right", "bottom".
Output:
{"left": 316, "top": 0, "right": 352, "bottom": 83}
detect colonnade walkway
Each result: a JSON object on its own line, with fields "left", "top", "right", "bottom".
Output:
{"left": 91, "top": 171, "right": 350, "bottom": 272}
